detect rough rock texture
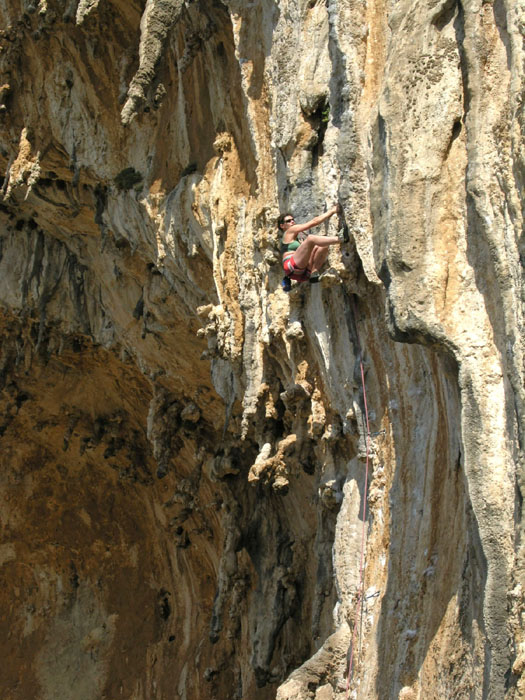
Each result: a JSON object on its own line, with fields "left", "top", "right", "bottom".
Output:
{"left": 0, "top": 1, "right": 523, "bottom": 699}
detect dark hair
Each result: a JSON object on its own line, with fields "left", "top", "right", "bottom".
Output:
{"left": 277, "top": 212, "right": 293, "bottom": 229}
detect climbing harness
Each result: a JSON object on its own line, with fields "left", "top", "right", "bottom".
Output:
{"left": 345, "top": 296, "right": 373, "bottom": 698}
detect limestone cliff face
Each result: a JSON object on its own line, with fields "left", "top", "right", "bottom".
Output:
{"left": 0, "top": 1, "right": 523, "bottom": 699}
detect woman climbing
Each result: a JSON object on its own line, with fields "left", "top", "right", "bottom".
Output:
{"left": 278, "top": 204, "right": 347, "bottom": 291}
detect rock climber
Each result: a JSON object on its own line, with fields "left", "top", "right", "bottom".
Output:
{"left": 278, "top": 204, "right": 347, "bottom": 291}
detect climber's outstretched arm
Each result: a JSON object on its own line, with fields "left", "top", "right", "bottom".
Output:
{"left": 285, "top": 204, "right": 340, "bottom": 239}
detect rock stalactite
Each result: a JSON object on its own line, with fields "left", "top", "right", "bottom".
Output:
{"left": 0, "top": 1, "right": 523, "bottom": 699}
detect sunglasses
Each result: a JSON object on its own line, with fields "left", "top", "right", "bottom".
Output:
{"left": 284, "top": 217, "right": 294, "bottom": 223}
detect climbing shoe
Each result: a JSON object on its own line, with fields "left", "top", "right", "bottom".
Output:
{"left": 309, "top": 273, "right": 320, "bottom": 284}
{"left": 281, "top": 277, "right": 292, "bottom": 292}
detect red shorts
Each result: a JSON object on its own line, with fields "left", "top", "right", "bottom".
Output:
{"left": 283, "top": 255, "right": 310, "bottom": 282}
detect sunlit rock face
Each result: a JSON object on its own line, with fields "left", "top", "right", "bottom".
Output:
{"left": 0, "top": 1, "right": 523, "bottom": 699}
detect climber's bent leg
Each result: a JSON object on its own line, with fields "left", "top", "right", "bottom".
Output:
{"left": 292, "top": 235, "right": 340, "bottom": 269}
{"left": 308, "top": 246, "right": 330, "bottom": 276}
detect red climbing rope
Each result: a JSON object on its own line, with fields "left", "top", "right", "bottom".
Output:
{"left": 345, "top": 305, "right": 372, "bottom": 698}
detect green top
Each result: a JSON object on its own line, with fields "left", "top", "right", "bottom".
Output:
{"left": 281, "top": 237, "right": 300, "bottom": 254}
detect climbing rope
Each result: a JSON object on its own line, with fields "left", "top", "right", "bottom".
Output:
{"left": 345, "top": 298, "right": 372, "bottom": 698}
